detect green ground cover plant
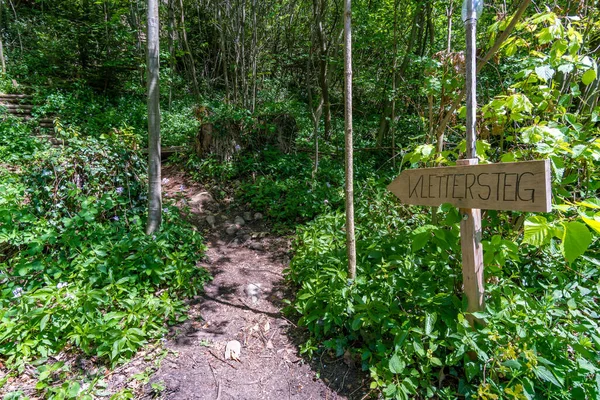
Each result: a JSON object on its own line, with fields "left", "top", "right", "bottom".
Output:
{"left": 0, "top": 118, "right": 209, "bottom": 398}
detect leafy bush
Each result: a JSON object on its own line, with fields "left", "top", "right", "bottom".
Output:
{"left": 287, "top": 180, "right": 599, "bottom": 399}
{"left": 0, "top": 120, "right": 209, "bottom": 397}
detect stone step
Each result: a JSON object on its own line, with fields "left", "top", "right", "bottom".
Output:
{"left": 0, "top": 93, "right": 31, "bottom": 99}
{"left": 0, "top": 104, "right": 34, "bottom": 109}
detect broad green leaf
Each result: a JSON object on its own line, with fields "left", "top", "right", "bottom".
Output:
{"left": 562, "top": 221, "right": 592, "bottom": 263}
{"left": 534, "top": 366, "right": 562, "bottom": 387}
{"left": 424, "top": 312, "right": 437, "bottom": 335}
{"left": 582, "top": 68, "right": 597, "bottom": 85}
{"left": 413, "top": 341, "right": 425, "bottom": 357}
{"left": 40, "top": 314, "right": 50, "bottom": 332}
{"left": 535, "top": 65, "right": 555, "bottom": 81}
{"left": 389, "top": 354, "right": 405, "bottom": 374}
{"left": 523, "top": 216, "right": 551, "bottom": 246}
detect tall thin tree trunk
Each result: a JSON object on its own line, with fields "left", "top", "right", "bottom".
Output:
{"left": 315, "top": 0, "right": 331, "bottom": 139}
{"left": 250, "top": 0, "right": 257, "bottom": 112}
{"left": 307, "top": 45, "right": 322, "bottom": 177}
{"left": 446, "top": 0, "right": 454, "bottom": 52}
{"left": 217, "top": 5, "right": 230, "bottom": 102}
{"left": 240, "top": 0, "right": 247, "bottom": 108}
{"left": 344, "top": 0, "right": 356, "bottom": 281}
{"left": 376, "top": 4, "right": 420, "bottom": 146}
{"left": 391, "top": 0, "right": 398, "bottom": 167}
{"left": 0, "top": 0, "right": 6, "bottom": 74}
{"left": 146, "top": 0, "right": 162, "bottom": 235}
{"left": 179, "top": 0, "right": 200, "bottom": 97}
{"left": 168, "top": 0, "right": 176, "bottom": 108}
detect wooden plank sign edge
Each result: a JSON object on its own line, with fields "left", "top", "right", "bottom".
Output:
{"left": 387, "top": 160, "right": 551, "bottom": 213}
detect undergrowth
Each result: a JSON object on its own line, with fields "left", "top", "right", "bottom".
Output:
{"left": 0, "top": 118, "right": 209, "bottom": 399}
{"left": 287, "top": 180, "right": 600, "bottom": 399}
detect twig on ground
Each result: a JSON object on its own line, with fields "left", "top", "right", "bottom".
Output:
{"left": 208, "top": 362, "right": 221, "bottom": 400}
{"left": 349, "top": 381, "right": 366, "bottom": 397}
{"left": 340, "top": 367, "right": 350, "bottom": 391}
{"left": 208, "top": 349, "right": 237, "bottom": 369}
{"left": 278, "top": 315, "right": 298, "bottom": 328}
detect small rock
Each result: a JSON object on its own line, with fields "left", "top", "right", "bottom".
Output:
{"left": 243, "top": 211, "right": 252, "bottom": 221}
{"left": 226, "top": 224, "right": 239, "bottom": 235}
{"left": 225, "top": 340, "right": 241, "bottom": 361}
{"left": 249, "top": 242, "right": 264, "bottom": 251}
{"left": 242, "top": 234, "right": 251, "bottom": 242}
{"left": 189, "top": 192, "right": 213, "bottom": 206}
{"left": 245, "top": 283, "right": 262, "bottom": 303}
{"left": 234, "top": 215, "right": 246, "bottom": 226}
{"left": 205, "top": 215, "right": 216, "bottom": 228}
{"left": 254, "top": 212, "right": 263, "bottom": 220}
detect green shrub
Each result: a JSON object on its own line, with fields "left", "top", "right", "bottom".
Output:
{"left": 287, "top": 180, "right": 600, "bottom": 399}
{"left": 0, "top": 121, "right": 209, "bottom": 395}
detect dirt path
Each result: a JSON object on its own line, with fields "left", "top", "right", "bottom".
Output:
{"left": 124, "top": 166, "right": 369, "bottom": 400}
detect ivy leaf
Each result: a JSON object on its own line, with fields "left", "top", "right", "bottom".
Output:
{"left": 562, "top": 221, "right": 592, "bottom": 263}
{"left": 581, "top": 68, "right": 597, "bottom": 85}
{"left": 523, "top": 216, "right": 551, "bottom": 246}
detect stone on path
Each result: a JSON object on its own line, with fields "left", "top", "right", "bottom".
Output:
{"left": 243, "top": 211, "right": 252, "bottom": 221}
{"left": 245, "top": 283, "right": 262, "bottom": 303}
{"left": 254, "top": 212, "right": 263, "bottom": 220}
{"left": 205, "top": 215, "right": 216, "bottom": 228}
{"left": 225, "top": 340, "right": 241, "bottom": 361}
{"left": 234, "top": 215, "right": 246, "bottom": 226}
{"left": 249, "top": 242, "right": 264, "bottom": 251}
{"left": 226, "top": 224, "right": 239, "bottom": 236}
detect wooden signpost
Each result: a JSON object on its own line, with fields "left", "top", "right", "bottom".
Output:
{"left": 387, "top": 159, "right": 551, "bottom": 213}
{"left": 387, "top": 158, "right": 551, "bottom": 326}
{"left": 387, "top": 0, "right": 547, "bottom": 327}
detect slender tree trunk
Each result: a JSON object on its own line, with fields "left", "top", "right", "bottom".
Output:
{"left": 376, "top": 4, "right": 420, "bottom": 146}
{"left": 251, "top": 0, "right": 257, "bottom": 112}
{"left": 146, "top": 0, "right": 162, "bottom": 235}
{"left": 179, "top": 0, "right": 200, "bottom": 97}
{"left": 315, "top": 0, "right": 331, "bottom": 139}
{"left": 0, "top": 0, "right": 6, "bottom": 74}
{"left": 168, "top": 0, "right": 176, "bottom": 108}
{"left": 391, "top": 0, "right": 398, "bottom": 167}
{"left": 307, "top": 45, "right": 323, "bottom": 177}
{"left": 446, "top": 0, "right": 453, "bottom": 52}
{"left": 217, "top": 4, "right": 230, "bottom": 102}
{"left": 344, "top": 0, "right": 356, "bottom": 281}
{"left": 240, "top": 0, "right": 247, "bottom": 108}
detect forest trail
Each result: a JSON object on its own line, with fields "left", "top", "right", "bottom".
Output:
{"left": 109, "top": 166, "right": 368, "bottom": 400}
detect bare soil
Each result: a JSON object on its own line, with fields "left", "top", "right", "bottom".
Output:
{"left": 116, "top": 166, "right": 370, "bottom": 400}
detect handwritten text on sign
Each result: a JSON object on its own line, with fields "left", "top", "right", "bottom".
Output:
{"left": 387, "top": 160, "right": 551, "bottom": 212}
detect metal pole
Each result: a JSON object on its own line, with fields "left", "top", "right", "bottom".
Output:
{"left": 465, "top": 0, "right": 477, "bottom": 159}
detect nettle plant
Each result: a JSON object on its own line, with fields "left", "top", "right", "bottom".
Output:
{"left": 481, "top": 11, "right": 600, "bottom": 262}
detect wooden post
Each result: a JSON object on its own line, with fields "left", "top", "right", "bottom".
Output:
{"left": 462, "top": 0, "right": 484, "bottom": 325}
{"left": 457, "top": 158, "right": 485, "bottom": 326}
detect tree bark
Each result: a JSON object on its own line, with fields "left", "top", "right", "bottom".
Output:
{"left": 146, "top": 0, "right": 162, "bottom": 235}
{"left": 344, "top": 0, "right": 356, "bottom": 281}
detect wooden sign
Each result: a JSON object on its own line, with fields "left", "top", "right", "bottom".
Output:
{"left": 387, "top": 160, "right": 551, "bottom": 213}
